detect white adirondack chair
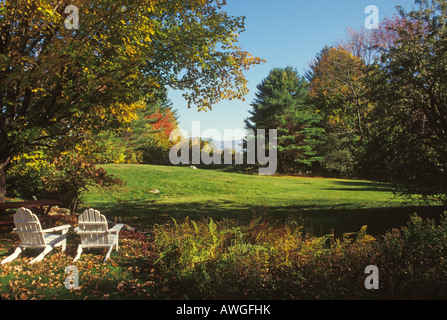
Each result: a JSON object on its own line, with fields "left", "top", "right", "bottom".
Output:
{"left": 73, "top": 208, "right": 124, "bottom": 262}
{"left": 1, "top": 208, "right": 71, "bottom": 264}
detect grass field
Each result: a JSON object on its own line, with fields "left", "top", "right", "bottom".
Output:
{"left": 81, "top": 164, "right": 445, "bottom": 237}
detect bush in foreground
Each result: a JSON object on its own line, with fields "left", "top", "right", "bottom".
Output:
{"left": 153, "top": 213, "right": 447, "bottom": 299}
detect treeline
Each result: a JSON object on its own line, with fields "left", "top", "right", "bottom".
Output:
{"left": 92, "top": 88, "right": 179, "bottom": 165}
{"left": 245, "top": 1, "right": 447, "bottom": 204}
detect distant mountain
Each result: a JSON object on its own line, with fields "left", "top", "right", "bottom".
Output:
{"left": 188, "top": 136, "right": 245, "bottom": 152}
{"left": 211, "top": 139, "right": 244, "bottom": 152}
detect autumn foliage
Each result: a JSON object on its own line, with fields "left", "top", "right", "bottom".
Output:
{"left": 0, "top": 0, "right": 264, "bottom": 202}
{"left": 146, "top": 108, "right": 178, "bottom": 143}
{"left": 6, "top": 150, "right": 123, "bottom": 212}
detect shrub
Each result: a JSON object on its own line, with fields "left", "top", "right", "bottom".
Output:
{"left": 152, "top": 213, "right": 447, "bottom": 299}
{"left": 376, "top": 214, "right": 447, "bottom": 299}
{"left": 153, "top": 217, "right": 378, "bottom": 299}
{"left": 6, "top": 150, "right": 56, "bottom": 200}
{"left": 140, "top": 138, "right": 171, "bottom": 165}
{"left": 6, "top": 150, "right": 123, "bottom": 212}
{"left": 315, "top": 132, "right": 359, "bottom": 178}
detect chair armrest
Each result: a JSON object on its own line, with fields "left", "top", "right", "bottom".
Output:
{"left": 108, "top": 224, "right": 124, "bottom": 233}
{"left": 42, "top": 225, "right": 71, "bottom": 233}
{"left": 74, "top": 227, "right": 79, "bottom": 233}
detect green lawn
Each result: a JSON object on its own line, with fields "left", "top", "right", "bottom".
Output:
{"left": 81, "top": 164, "right": 445, "bottom": 236}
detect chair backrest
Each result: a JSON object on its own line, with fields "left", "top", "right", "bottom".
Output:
{"left": 13, "top": 208, "right": 45, "bottom": 246}
{"left": 78, "top": 208, "right": 109, "bottom": 246}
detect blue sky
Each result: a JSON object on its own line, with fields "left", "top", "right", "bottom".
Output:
{"left": 168, "top": 0, "right": 416, "bottom": 141}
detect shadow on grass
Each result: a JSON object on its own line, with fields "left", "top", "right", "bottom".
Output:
{"left": 323, "top": 180, "right": 398, "bottom": 192}
{"left": 80, "top": 198, "right": 447, "bottom": 238}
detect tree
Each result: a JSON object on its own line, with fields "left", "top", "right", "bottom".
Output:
{"left": 306, "top": 46, "right": 371, "bottom": 137}
{"left": 140, "top": 98, "right": 179, "bottom": 164}
{"left": 245, "top": 67, "right": 324, "bottom": 174}
{"left": 310, "top": 13, "right": 423, "bottom": 178}
{"left": 91, "top": 89, "right": 179, "bottom": 164}
{"left": 338, "top": 15, "right": 409, "bottom": 66}
{"left": 0, "top": 0, "right": 264, "bottom": 202}
{"left": 305, "top": 46, "right": 373, "bottom": 177}
{"left": 367, "top": 0, "right": 447, "bottom": 203}
{"left": 339, "top": 26, "right": 379, "bottom": 65}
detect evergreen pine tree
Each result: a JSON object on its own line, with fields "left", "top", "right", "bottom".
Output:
{"left": 244, "top": 67, "right": 324, "bottom": 174}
